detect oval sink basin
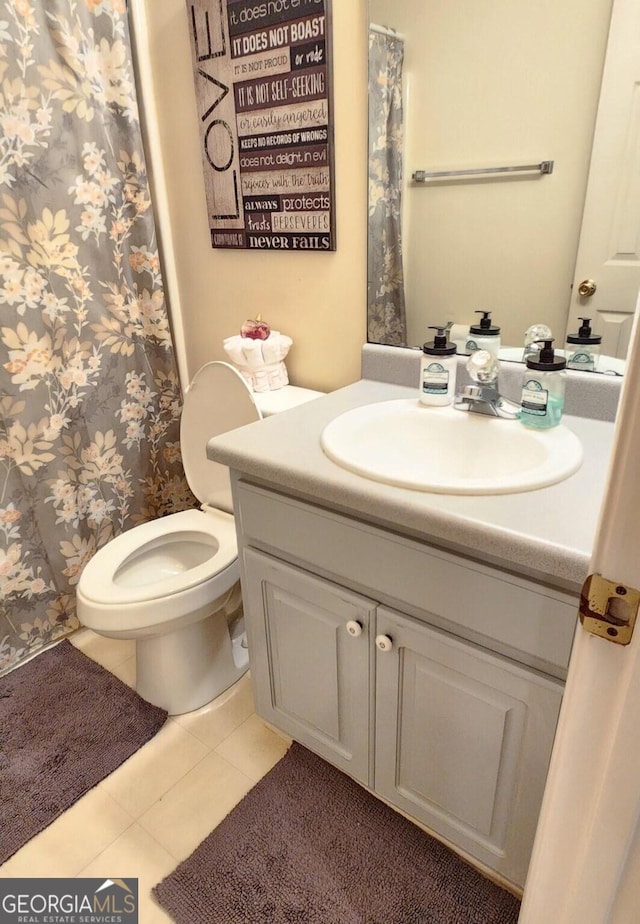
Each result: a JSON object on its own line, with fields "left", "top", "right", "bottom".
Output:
{"left": 320, "top": 399, "right": 583, "bottom": 494}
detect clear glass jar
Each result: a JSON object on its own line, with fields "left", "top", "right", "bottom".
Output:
{"left": 520, "top": 369, "right": 566, "bottom": 429}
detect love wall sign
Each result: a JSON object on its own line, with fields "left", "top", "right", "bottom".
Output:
{"left": 186, "top": 0, "right": 336, "bottom": 251}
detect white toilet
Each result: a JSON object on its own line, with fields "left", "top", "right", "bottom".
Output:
{"left": 77, "top": 362, "right": 280, "bottom": 715}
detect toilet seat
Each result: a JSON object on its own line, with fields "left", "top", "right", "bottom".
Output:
{"left": 78, "top": 508, "right": 238, "bottom": 606}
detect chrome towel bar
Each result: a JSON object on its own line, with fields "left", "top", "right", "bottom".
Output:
{"left": 412, "top": 161, "right": 554, "bottom": 182}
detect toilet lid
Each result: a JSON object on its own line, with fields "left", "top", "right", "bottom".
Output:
{"left": 180, "top": 362, "right": 261, "bottom": 512}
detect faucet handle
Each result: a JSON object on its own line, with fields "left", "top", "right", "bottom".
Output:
{"left": 466, "top": 349, "right": 500, "bottom": 386}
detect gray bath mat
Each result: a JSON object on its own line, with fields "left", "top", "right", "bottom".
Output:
{"left": 0, "top": 639, "right": 167, "bottom": 864}
{"left": 153, "top": 742, "right": 521, "bottom": 924}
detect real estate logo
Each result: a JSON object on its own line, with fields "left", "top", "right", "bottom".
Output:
{"left": 0, "top": 879, "right": 138, "bottom": 924}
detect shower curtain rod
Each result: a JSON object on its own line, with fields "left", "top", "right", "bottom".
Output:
{"left": 369, "top": 23, "right": 405, "bottom": 40}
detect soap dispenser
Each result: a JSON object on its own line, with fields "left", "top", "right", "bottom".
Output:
{"left": 565, "top": 317, "right": 601, "bottom": 372}
{"left": 520, "top": 339, "right": 566, "bottom": 429}
{"left": 420, "top": 324, "right": 457, "bottom": 406}
{"left": 466, "top": 311, "right": 501, "bottom": 358}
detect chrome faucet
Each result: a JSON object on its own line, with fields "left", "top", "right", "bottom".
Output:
{"left": 454, "top": 351, "right": 521, "bottom": 419}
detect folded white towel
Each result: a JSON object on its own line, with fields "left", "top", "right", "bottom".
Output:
{"left": 223, "top": 332, "right": 293, "bottom": 391}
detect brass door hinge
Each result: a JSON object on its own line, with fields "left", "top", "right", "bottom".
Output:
{"left": 579, "top": 574, "right": 640, "bottom": 645}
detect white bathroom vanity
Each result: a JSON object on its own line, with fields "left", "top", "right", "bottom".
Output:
{"left": 207, "top": 371, "right": 616, "bottom": 890}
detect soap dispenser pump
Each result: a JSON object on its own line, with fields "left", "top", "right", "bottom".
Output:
{"left": 466, "top": 311, "right": 501, "bottom": 358}
{"left": 523, "top": 323, "right": 552, "bottom": 362}
{"left": 520, "top": 339, "right": 566, "bottom": 429}
{"left": 565, "top": 317, "right": 602, "bottom": 372}
{"left": 420, "top": 324, "right": 457, "bottom": 406}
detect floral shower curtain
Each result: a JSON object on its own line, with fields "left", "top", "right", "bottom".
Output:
{"left": 0, "top": 0, "right": 194, "bottom": 674}
{"left": 367, "top": 28, "right": 407, "bottom": 346}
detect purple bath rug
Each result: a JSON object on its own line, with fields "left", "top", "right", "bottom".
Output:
{"left": 0, "top": 640, "right": 167, "bottom": 864}
{"left": 154, "top": 741, "right": 521, "bottom": 924}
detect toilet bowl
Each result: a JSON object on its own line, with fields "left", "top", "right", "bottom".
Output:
{"left": 76, "top": 362, "right": 263, "bottom": 715}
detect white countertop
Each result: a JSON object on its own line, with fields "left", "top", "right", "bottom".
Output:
{"left": 207, "top": 379, "right": 616, "bottom": 589}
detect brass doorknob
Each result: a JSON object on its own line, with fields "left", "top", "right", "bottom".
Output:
{"left": 578, "top": 279, "right": 597, "bottom": 297}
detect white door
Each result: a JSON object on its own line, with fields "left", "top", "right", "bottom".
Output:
{"left": 567, "top": 0, "right": 640, "bottom": 359}
{"left": 520, "top": 300, "right": 640, "bottom": 921}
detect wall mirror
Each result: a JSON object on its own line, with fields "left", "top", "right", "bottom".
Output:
{"left": 367, "top": 0, "right": 639, "bottom": 376}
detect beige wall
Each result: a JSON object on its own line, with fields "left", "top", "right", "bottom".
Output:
{"left": 135, "top": 0, "right": 368, "bottom": 392}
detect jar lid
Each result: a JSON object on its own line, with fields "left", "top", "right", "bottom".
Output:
{"left": 567, "top": 317, "right": 602, "bottom": 346}
{"left": 423, "top": 325, "right": 457, "bottom": 356}
{"left": 469, "top": 310, "right": 500, "bottom": 336}
{"left": 525, "top": 339, "right": 567, "bottom": 371}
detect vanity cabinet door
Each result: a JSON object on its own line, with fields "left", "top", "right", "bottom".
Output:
{"left": 241, "top": 549, "right": 374, "bottom": 786}
{"left": 374, "top": 607, "right": 563, "bottom": 887}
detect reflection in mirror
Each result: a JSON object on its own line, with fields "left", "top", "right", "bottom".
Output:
{"left": 367, "top": 0, "right": 635, "bottom": 375}
{"left": 367, "top": 24, "right": 406, "bottom": 347}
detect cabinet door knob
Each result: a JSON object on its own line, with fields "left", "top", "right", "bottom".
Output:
{"left": 375, "top": 634, "right": 393, "bottom": 652}
{"left": 346, "top": 620, "right": 363, "bottom": 637}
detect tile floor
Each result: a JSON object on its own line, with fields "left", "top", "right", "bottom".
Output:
{"left": 0, "top": 629, "right": 291, "bottom": 923}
